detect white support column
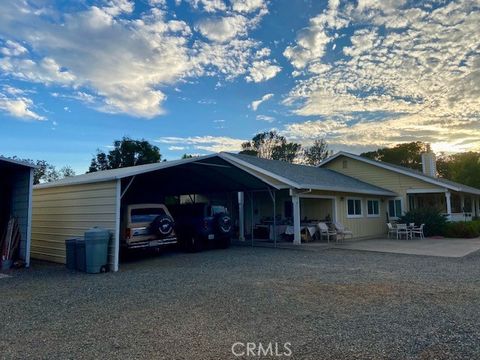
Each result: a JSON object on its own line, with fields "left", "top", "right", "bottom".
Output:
{"left": 292, "top": 194, "right": 301, "bottom": 245}
{"left": 445, "top": 191, "right": 452, "bottom": 221}
{"left": 238, "top": 192, "right": 245, "bottom": 241}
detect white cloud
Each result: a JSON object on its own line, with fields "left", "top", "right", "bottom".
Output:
{"left": 196, "top": 15, "right": 248, "bottom": 42}
{"left": 156, "top": 136, "right": 246, "bottom": 152}
{"left": 282, "top": 0, "right": 480, "bottom": 152}
{"left": 256, "top": 114, "right": 275, "bottom": 123}
{"left": 231, "top": 0, "right": 266, "bottom": 13}
{"left": 184, "top": 0, "right": 227, "bottom": 12}
{"left": 0, "top": 0, "right": 274, "bottom": 118}
{"left": 246, "top": 59, "right": 281, "bottom": 82}
{"left": 168, "top": 146, "right": 186, "bottom": 151}
{"left": 0, "top": 87, "right": 45, "bottom": 121}
{"left": 250, "top": 93, "right": 273, "bottom": 111}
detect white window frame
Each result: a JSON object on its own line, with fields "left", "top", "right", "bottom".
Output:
{"left": 346, "top": 197, "right": 363, "bottom": 218}
{"left": 366, "top": 199, "right": 380, "bottom": 218}
{"left": 388, "top": 197, "right": 403, "bottom": 219}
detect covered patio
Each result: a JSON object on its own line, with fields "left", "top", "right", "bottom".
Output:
{"left": 407, "top": 189, "right": 480, "bottom": 221}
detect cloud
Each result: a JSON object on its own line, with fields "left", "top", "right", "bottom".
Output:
{"left": 282, "top": 0, "right": 480, "bottom": 152}
{"left": 246, "top": 60, "right": 281, "bottom": 82}
{"left": 256, "top": 114, "right": 275, "bottom": 123}
{"left": 231, "top": 0, "right": 267, "bottom": 13}
{"left": 183, "top": 0, "right": 227, "bottom": 12}
{"left": 0, "top": 0, "right": 275, "bottom": 118}
{"left": 156, "top": 136, "right": 246, "bottom": 152}
{"left": 250, "top": 93, "right": 274, "bottom": 111}
{"left": 168, "top": 146, "right": 186, "bottom": 151}
{"left": 0, "top": 87, "right": 45, "bottom": 121}
{"left": 196, "top": 15, "right": 248, "bottom": 42}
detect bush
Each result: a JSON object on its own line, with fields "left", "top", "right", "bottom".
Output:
{"left": 398, "top": 208, "right": 447, "bottom": 237}
{"left": 444, "top": 220, "right": 480, "bottom": 238}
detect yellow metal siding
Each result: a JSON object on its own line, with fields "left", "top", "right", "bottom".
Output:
{"left": 31, "top": 181, "right": 117, "bottom": 265}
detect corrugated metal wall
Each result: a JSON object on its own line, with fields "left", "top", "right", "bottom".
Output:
{"left": 31, "top": 181, "right": 118, "bottom": 268}
{"left": 11, "top": 167, "right": 33, "bottom": 265}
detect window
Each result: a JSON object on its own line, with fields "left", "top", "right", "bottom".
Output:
{"left": 367, "top": 199, "right": 380, "bottom": 217}
{"left": 342, "top": 159, "right": 348, "bottom": 169}
{"left": 388, "top": 199, "right": 402, "bottom": 218}
{"left": 347, "top": 198, "right": 362, "bottom": 217}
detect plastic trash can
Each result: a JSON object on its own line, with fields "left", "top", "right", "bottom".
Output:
{"left": 84, "top": 227, "right": 110, "bottom": 274}
{"left": 65, "top": 238, "right": 78, "bottom": 270}
{"left": 75, "top": 238, "right": 86, "bottom": 272}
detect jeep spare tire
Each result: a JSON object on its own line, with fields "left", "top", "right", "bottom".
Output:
{"left": 217, "top": 215, "right": 232, "bottom": 234}
{"left": 151, "top": 215, "right": 174, "bottom": 237}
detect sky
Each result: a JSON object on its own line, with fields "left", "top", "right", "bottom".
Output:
{"left": 0, "top": 0, "right": 479, "bottom": 173}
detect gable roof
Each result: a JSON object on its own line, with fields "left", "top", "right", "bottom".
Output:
{"left": 224, "top": 153, "right": 396, "bottom": 196}
{"left": 35, "top": 152, "right": 396, "bottom": 196}
{"left": 320, "top": 151, "right": 480, "bottom": 196}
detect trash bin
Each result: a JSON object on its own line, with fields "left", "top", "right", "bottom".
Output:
{"left": 84, "top": 227, "right": 110, "bottom": 274}
{"left": 65, "top": 238, "right": 78, "bottom": 270}
{"left": 75, "top": 238, "right": 86, "bottom": 272}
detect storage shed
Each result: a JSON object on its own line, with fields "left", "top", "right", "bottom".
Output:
{"left": 0, "top": 157, "right": 35, "bottom": 267}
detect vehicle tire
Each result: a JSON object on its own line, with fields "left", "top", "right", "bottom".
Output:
{"left": 216, "top": 215, "right": 232, "bottom": 235}
{"left": 217, "top": 236, "right": 231, "bottom": 249}
{"left": 150, "top": 215, "right": 174, "bottom": 237}
{"left": 184, "top": 235, "right": 204, "bottom": 253}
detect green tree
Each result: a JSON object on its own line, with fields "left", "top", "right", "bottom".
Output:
{"left": 361, "top": 142, "right": 431, "bottom": 171}
{"left": 437, "top": 152, "right": 480, "bottom": 188}
{"left": 240, "top": 131, "right": 303, "bottom": 163}
{"left": 304, "top": 138, "right": 332, "bottom": 166}
{"left": 88, "top": 137, "right": 161, "bottom": 172}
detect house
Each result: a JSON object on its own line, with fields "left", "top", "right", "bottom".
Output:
{"left": 30, "top": 151, "right": 480, "bottom": 271}
{"left": 319, "top": 151, "right": 480, "bottom": 222}
{"left": 0, "top": 157, "right": 35, "bottom": 267}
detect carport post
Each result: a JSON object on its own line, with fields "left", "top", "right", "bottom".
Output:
{"left": 292, "top": 194, "right": 301, "bottom": 245}
{"left": 268, "top": 189, "right": 277, "bottom": 248}
{"left": 238, "top": 192, "right": 245, "bottom": 241}
{"left": 250, "top": 191, "right": 254, "bottom": 247}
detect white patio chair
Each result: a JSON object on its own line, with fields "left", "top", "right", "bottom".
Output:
{"left": 386, "top": 223, "right": 396, "bottom": 239}
{"left": 411, "top": 224, "right": 425, "bottom": 239}
{"left": 396, "top": 223, "right": 411, "bottom": 240}
{"left": 334, "top": 222, "right": 353, "bottom": 243}
{"left": 317, "top": 222, "right": 336, "bottom": 243}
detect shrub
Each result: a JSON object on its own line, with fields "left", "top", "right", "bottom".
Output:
{"left": 398, "top": 208, "right": 447, "bottom": 237}
{"left": 444, "top": 220, "right": 480, "bottom": 238}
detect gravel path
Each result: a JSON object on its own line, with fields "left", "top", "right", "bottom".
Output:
{"left": 1, "top": 246, "right": 480, "bottom": 359}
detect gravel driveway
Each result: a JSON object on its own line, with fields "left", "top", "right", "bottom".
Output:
{"left": 1, "top": 246, "right": 479, "bottom": 359}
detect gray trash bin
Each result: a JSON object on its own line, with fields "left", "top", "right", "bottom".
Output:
{"left": 84, "top": 227, "right": 110, "bottom": 274}
{"left": 65, "top": 238, "right": 78, "bottom": 270}
{"left": 75, "top": 238, "right": 86, "bottom": 272}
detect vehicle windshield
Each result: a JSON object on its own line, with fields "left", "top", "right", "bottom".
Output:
{"left": 211, "top": 206, "right": 227, "bottom": 215}
{"left": 131, "top": 208, "right": 166, "bottom": 223}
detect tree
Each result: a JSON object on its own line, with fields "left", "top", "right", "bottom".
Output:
{"left": 88, "top": 137, "right": 161, "bottom": 172}
{"left": 59, "top": 166, "right": 76, "bottom": 178}
{"left": 437, "top": 152, "right": 480, "bottom": 189}
{"left": 240, "top": 131, "right": 303, "bottom": 163}
{"left": 361, "top": 142, "right": 431, "bottom": 171}
{"left": 304, "top": 138, "right": 332, "bottom": 166}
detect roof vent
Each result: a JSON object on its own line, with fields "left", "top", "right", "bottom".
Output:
{"left": 421, "top": 152, "right": 437, "bottom": 177}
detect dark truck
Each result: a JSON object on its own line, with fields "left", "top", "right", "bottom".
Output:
{"left": 169, "top": 203, "right": 232, "bottom": 252}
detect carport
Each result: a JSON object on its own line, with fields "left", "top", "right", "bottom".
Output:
{"left": 32, "top": 153, "right": 284, "bottom": 271}
{"left": 0, "top": 157, "right": 35, "bottom": 267}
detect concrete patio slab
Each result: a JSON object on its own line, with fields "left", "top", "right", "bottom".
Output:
{"left": 334, "top": 237, "right": 480, "bottom": 258}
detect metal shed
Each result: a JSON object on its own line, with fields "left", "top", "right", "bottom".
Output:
{"left": 0, "top": 157, "right": 35, "bottom": 267}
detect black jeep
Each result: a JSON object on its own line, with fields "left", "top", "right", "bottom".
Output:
{"left": 168, "top": 203, "right": 232, "bottom": 252}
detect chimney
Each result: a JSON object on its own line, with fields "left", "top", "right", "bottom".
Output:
{"left": 421, "top": 151, "right": 437, "bottom": 177}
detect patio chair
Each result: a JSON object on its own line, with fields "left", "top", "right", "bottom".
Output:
{"left": 334, "top": 222, "right": 353, "bottom": 242}
{"left": 317, "top": 222, "right": 336, "bottom": 243}
{"left": 386, "top": 223, "right": 396, "bottom": 239}
{"left": 411, "top": 224, "right": 425, "bottom": 239}
{"left": 396, "top": 223, "right": 411, "bottom": 240}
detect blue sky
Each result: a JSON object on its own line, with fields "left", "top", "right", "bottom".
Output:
{"left": 1, "top": 0, "right": 479, "bottom": 173}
